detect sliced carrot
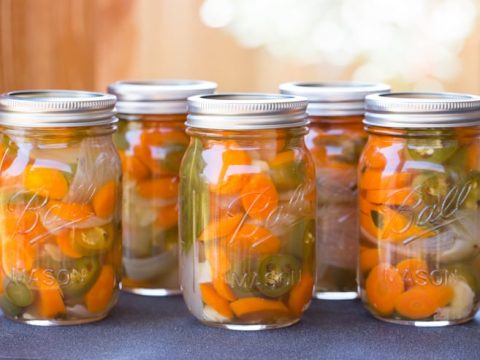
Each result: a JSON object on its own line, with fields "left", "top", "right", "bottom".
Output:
{"left": 118, "top": 150, "right": 151, "bottom": 182}
{"left": 366, "top": 264, "right": 404, "bottom": 316}
{"left": 2, "top": 209, "right": 49, "bottom": 243}
{"left": 24, "top": 165, "right": 69, "bottom": 200}
{"left": 359, "top": 248, "right": 380, "bottom": 274}
{"left": 33, "top": 269, "right": 65, "bottom": 318}
{"left": 155, "top": 204, "right": 179, "bottom": 230}
{"left": 205, "top": 245, "right": 231, "bottom": 277}
{"left": 241, "top": 173, "right": 278, "bottom": 220}
{"left": 56, "top": 231, "right": 82, "bottom": 258}
{"left": 366, "top": 187, "right": 418, "bottom": 206}
{"left": 229, "top": 224, "right": 281, "bottom": 255}
{"left": 210, "top": 148, "right": 252, "bottom": 195}
{"left": 360, "top": 204, "right": 434, "bottom": 243}
{"left": 92, "top": 180, "right": 117, "bottom": 219}
{"left": 140, "top": 129, "right": 188, "bottom": 147}
{"left": 288, "top": 271, "right": 314, "bottom": 317}
{"left": 133, "top": 144, "right": 172, "bottom": 176}
{"left": 198, "top": 213, "right": 243, "bottom": 241}
{"left": 213, "top": 276, "right": 236, "bottom": 302}
{"left": 85, "top": 265, "right": 116, "bottom": 314}
{"left": 230, "top": 297, "right": 290, "bottom": 321}
{"left": 136, "top": 176, "right": 178, "bottom": 199}
{"left": 396, "top": 258, "right": 429, "bottom": 289}
{"left": 200, "top": 282, "right": 234, "bottom": 319}
{"left": 360, "top": 170, "right": 412, "bottom": 191}
{"left": 394, "top": 284, "right": 453, "bottom": 320}
{"left": 2, "top": 237, "right": 36, "bottom": 277}
{"left": 48, "top": 202, "right": 94, "bottom": 222}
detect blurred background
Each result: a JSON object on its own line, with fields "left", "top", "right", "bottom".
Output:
{"left": 0, "top": 0, "right": 479, "bottom": 93}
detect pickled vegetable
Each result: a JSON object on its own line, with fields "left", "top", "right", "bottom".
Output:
{"left": 180, "top": 129, "right": 316, "bottom": 327}
{"left": 116, "top": 119, "right": 187, "bottom": 293}
{"left": 0, "top": 130, "right": 121, "bottom": 323}
{"left": 306, "top": 116, "right": 365, "bottom": 297}
{"left": 359, "top": 128, "right": 480, "bottom": 323}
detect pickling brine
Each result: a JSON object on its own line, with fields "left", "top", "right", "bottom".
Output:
{"left": 180, "top": 94, "right": 316, "bottom": 330}
{"left": 0, "top": 90, "right": 121, "bottom": 325}
{"left": 359, "top": 92, "right": 480, "bottom": 326}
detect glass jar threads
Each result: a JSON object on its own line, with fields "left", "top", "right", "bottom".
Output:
{"left": 180, "top": 94, "right": 316, "bottom": 330}
{"left": 0, "top": 90, "right": 122, "bottom": 325}
{"left": 280, "top": 82, "right": 390, "bottom": 300}
{"left": 108, "top": 80, "right": 216, "bottom": 296}
{"left": 359, "top": 92, "right": 480, "bottom": 326}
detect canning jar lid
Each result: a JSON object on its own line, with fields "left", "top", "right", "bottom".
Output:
{"left": 364, "top": 92, "right": 480, "bottom": 128}
{"left": 279, "top": 81, "right": 390, "bottom": 116}
{"left": 0, "top": 90, "right": 117, "bottom": 128}
{"left": 108, "top": 79, "right": 217, "bottom": 116}
{"left": 186, "top": 93, "right": 309, "bottom": 130}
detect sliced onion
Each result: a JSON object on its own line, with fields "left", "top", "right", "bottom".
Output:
{"left": 203, "top": 305, "right": 229, "bottom": 323}
{"left": 64, "top": 137, "right": 120, "bottom": 204}
{"left": 180, "top": 248, "right": 203, "bottom": 318}
{"left": 123, "top": 248, "right": 177, "bottom": 281}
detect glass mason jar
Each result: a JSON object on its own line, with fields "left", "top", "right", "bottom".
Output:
{"left": 280, "top": 82, "right": 390, "bottom": 300}
{"left": 0, "top": 90, "right": 122, "bottom": 325}
{"left": 179, "top": 94, "right": 316, "bottom": 330}
{"left": 108, "top": 80, "right": 216, "bottom": 296}
{"left": 359, "top": 92, "right": 480, "bottom": 326}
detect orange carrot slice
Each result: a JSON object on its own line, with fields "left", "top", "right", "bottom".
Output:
{"left": 48, "top": 202, "right": 94, "bottom": 222}
{"left": 2, "top": 238, "right": 36, "bottom": 277}
{"left": 56, "top": 231, "right": 82, "bottom": 258}
{"left": 155, "top": 203, "right": 179, "bottom": 230}
{"left": 85, "top": 265, "right": 116, "bottom": 314}
{"left": 366, "top": 264, "right": 404, "bottom": 316}
{"left": 136, "top": 176, "right": 178, "bottom": 199}
{"left": 230, "top": 297, "right": 290, "bottom": 321}
{"left": 269, "top": 150, "right": 295, "bottom": 167}
{"left": 241, "top": 174, "right": 278, "bottom": 220}
{"left": 118, "top": 150, "right": 151, "bottom": 182}
{"left": 359, "top": 248, "right": 380, "bottom": 274}
{"left": 200, "top": 282, "right": 234, "bottom": 319}
{"left": 360, "top": 170, "right": 412, "bottom": 191}
{"left": 92, "top": 180, "right": 117, "bottom": 219}
{"left": 366, "top": 187, "right": 418, "bottom": 206}
{"left": 229, "top": 224, "right": 281, "bottom": 255}
{"left": 396, "top": 258, "right": 429, "bottom": 289}
{"left": 199, "top": 213, "right": 243, "bottom": 241}
{"left": 210, "top": 148, "right": 252, "bottom": 195}
{"left": 394, "top": 284, "right": 453, "bottom": 320}
{"left": 288, "top": 272, "right": 314, "bottom": 317}
{"left": 34, "top": 269, "right": 65, "bottom": 318}
{"left": 213, "top": 276, "right": 236, "bottom": 302}
{"left": 205, "top": 246, "right": 231, "bottom": 277}
{"left": 24, "top": 165, "right": 69, "bottom": 200}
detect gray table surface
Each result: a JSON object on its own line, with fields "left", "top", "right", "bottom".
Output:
{"left": 0, "top": 293, "right": 479, "bottom": 360}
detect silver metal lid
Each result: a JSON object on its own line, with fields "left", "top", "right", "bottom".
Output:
{"left": 107, "top": 80, "right": 217, "bottom": 115}
{"left": 279, "top": 81, "right": 390, "bottom": 116}
{"left": 186, "top": 93, "right": 309, "bottom": 130}
{"left": 0, "top": 90, "right": 116, "bottom": 128}
{"left": 364, "top": 92, "right": 480, "bottom": 128}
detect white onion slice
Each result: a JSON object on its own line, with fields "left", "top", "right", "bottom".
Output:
{"left": 123, "top": 248, "right": 177, "bottom": 281}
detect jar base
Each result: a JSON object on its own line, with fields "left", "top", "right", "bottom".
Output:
{"left": 315, "top": 291, "right": 358, "bottom": 300}
{"left": 122, "top": 287, "right": 181, "bottom": 297}
{"left": 371, "top": 314, "right": 474, "bottom": 327}
{"left": 3, "top": 313, "right": 108, "bottom": 326}
{"left": 199, "top": 318, "right": 300, "bottom": 331}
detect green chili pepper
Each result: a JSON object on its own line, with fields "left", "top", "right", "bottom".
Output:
{"left": 5, "top": 281, "right": 34, "bottom": 307}
{"left": 226, "top": 257, "right": 261, "bottom": 298}
{"left": 412, "top": 172, "right": 450, "bottom": 205}
{"left": 0, "top": 295, "right": 22, "bottom": 317}
{"left": 406, "top": 135, "right": 459, "bottom": 164}
{"left": 256, "top": 254, "right": 300, "bottom": 298}
{"left": 73, "top": 225, "right": 114, "bottom": 254}
{"left": 180, "top": 137, "right": 209, "bottom": 252}
{"left": 61, "top": 257, "right": 101, "bottom": 297}
{"left": 270, "top": 159, "right": 305, "bottom": 190}
{"left": 163, "top": 143, "right": 187, "bottom": 173}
